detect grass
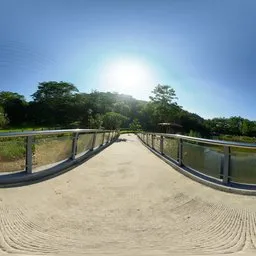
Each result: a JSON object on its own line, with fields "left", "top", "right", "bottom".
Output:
{"left": 32, "top": 135, "right": 73, "bottom": 171}
{"left": 0, "top": 138, "right": 26, "bottom": 161}
{"left": 76, "top": 133, "right": 94, "bottom": 154}
{"left": 0, "top": 132, "right": 101, "bottom": 173}
{"left": 0, "top": 134, "right": 72, "bottom": 173}
{"left": 0, "top": 136, "right": 27, "bottom": 172}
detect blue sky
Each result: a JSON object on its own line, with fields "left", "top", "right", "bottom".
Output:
{"left": 0, "top": 0, "right": 256, "bottom": 119}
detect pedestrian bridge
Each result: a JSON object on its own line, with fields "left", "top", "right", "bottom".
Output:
{"left": 1, "top": 133, "right": 256, "bottom": 255}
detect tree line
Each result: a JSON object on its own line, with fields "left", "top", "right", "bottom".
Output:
{"left": 1, "top": 81, "right": 256, "bottom": 138}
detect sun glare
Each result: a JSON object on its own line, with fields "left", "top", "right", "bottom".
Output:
{"left": 100, "top": 58, "right": 156, "bottom": 99}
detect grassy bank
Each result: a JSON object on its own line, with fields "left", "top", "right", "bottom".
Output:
{"left": 0, "top": 132, "right": 106, "bottom": 173}
{"left": 219, "top": 134, "right": 256, "bottom": 144}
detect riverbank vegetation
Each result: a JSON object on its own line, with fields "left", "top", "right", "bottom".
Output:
{"left": 1, "top": 81, "right": 256, "bottom": 142}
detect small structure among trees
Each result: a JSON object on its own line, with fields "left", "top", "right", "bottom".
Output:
{"left": 158, "top": 122, "right": 183, "bottom": 134}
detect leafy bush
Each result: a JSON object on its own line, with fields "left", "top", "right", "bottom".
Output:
{"left": 103, "top": 112, "right": 128, "bottom": 130}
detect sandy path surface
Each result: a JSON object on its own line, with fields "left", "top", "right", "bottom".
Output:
{"left": 1, "top": 134, "right": 256, "bottom": 256}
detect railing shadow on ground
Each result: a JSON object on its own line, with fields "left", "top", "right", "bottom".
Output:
{"left": 0, "top": 129, "right": 119, "bottom": 187}
{"left": 138, "top": 132, "right": 256, "bottom": 194}
{"left": 115, "top": 138, "right": 127, "bottom": 143}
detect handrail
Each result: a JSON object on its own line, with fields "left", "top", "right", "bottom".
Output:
{"left": 143, "top": 132, "right": 256, "bottom": 149}
{"left": 0, "top": 129, "right": 113, "bottom": 138}
{"left": 0, "top": 129, "right": 119, "bottom": 183}
{"left": 138, "top": 132, "right": 256, "bottom": 190}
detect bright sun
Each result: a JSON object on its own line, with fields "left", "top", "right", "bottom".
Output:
{"left": 100, "top": 58, "right": 156, "bottom": 98}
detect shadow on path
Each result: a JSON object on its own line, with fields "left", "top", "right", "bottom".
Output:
{"left": 115, "top": 138, "right": 127, "bottom": 143}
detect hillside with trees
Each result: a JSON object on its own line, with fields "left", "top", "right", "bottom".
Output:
{"left": 1, "top": 81, "right": 256, "bottom": 140}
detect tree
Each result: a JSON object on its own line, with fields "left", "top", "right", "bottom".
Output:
{"left": 85, "top": 91, "right": 116, "bottom": 115}
{"left": 3, "top": 80, "right": 256, "bottom": 140}
{"left": 103, "top": 112, "right": 128, "bottom": 130}
{"left": 0, "top": 91, "right": 27, "bottom": 126}
{"left": 241, "top": 119, "right": 252, "bottom": 136}
{"left": 149, "top": 84, "right": 177, "bottom": 105}
{"left": 0, "top": 106, "right": 8, "bottom": 128}
{"left": 113, "top": 102, "right": 130, "bottom": 116}
{"left": 227, "top": 116, "right": 243, "bottom": 135}
{"left": 178, "top": 110, "right": 207, "bottom": 136}
{"left": 88, "top": 114, "right": 103, "bottom": 129}
{"left": 31, "top": 81, "right": 78, "bottom": 102}
{"left": 129, "top": 119, "right": 142, "bottom": 131}
{"left": 149, "top": 84, "right": 180, "bottom": 124}
{"left": 30, "top": 81, "right": 79, "bottom": 126}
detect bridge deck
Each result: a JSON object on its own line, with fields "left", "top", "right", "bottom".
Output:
{"left": 1, "top": 134, "right": 256, "bottom": 256}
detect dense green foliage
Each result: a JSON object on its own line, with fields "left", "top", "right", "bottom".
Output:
{"left": 129, "top": 119, "right": 142, "bottom": 132}
{"left": 1, "top": 81, "right": 256, "bottom": 139}
{"left": 0, "top": 106, "right": 8, "bottom": 128}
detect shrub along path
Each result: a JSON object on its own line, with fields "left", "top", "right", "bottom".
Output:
{"left": 1, "top": 134, "right": 256, "bottom": 256}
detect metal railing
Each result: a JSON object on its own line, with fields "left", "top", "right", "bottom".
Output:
{"left": 0, "top": 129, "right": 119, "bottom": 176}
{"left": 138, "top": 132, "right": 256, "bottom": 189}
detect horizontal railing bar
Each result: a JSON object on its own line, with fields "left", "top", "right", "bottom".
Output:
{"left": 0, "top": 129, "right": 113, "bottom": 138}
{"left": 141, "top": 132, "right": 256, "bottom": 149}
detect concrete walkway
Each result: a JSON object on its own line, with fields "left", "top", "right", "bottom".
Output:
{"left": 1, "top": 134, "right": 256, "bottom": 256}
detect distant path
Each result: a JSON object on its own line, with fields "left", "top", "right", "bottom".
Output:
{"left": 1, "top": 134, "right": 256, "bottom": 256}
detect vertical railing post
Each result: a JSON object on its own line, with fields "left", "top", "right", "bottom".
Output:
{"left": 223, "top": 146, "right": 230, "bottom": 184}
{"left": 152, "top": 134, "right": 154, "bottom": 149}
{"left": 101, "top": 132, "right": 105, "bottom": 146}
{"left": 26, "top": 136, "right": 33, "bottom": 174}
{"left": 71, "top": 132, "right": 79, "bottom": 160}
{"left": 160, "top": 135, "right": 164, "bottom": 155}
{"left": 178, "top": 138, "right": 183, "bottom": 166}
{"left": 147, "top": 134, "right": 149, "bottom": 145}
{"left": 91, "top": 132, "right": 97, "bottom": 151}
{"left": 105, "top": 132, "right": 108, "bottom": 143}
